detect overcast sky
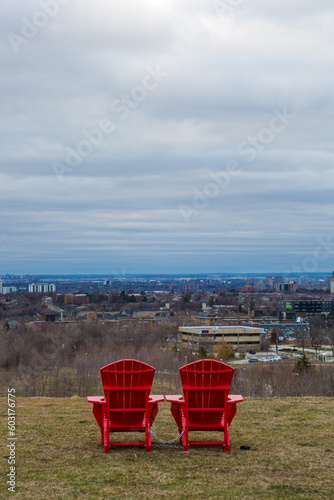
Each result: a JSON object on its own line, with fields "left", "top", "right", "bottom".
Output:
{"left": 1, "top": 0, "right": 334, "bottom": 275}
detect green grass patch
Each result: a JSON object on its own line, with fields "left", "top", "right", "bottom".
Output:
{"left": 1, "top": 397, "right": 333, "bottom": 499}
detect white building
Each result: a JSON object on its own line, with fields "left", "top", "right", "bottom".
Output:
{"left": 28, "top": 283, "right": 56, "bottom": 293}
{"left": 2, "top": 286, "right": 17, "bottom": 294}
{"left": 0, "top": 279, "right": 2, "bottom": 295}
{"left": 329, "top": 272, "right": 334, "bottom": 294}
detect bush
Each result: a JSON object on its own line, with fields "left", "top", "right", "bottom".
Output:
{"left": 213, "top": 342, "right": 235, "bottom": 361}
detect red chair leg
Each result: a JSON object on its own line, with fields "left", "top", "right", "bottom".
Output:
{"left": 145, "top": 422, "right": 151, "bottom": 452}
{"left": 183, "top": 426, "right": 189, "bottom": 451}
{"left": 224, "top": 424, "right": 230, "bottom": 452}
{"left": 103, "top": 415, "right": 109, "bottom": 453}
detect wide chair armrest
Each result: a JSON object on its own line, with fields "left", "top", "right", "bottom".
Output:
{"left": 87, "top": 396, "right": 106, "bottom": 405}
{"left": 165, "top": 395, "right": 185, "bottom": 405}
{"left": 226, "top": 394, "right": 243, "bottom": 427}
{"left": 227, "top": 395, "right": 243, "bottom": 404}
{"left": 148, "top": 395, "right": 164, "bottom": 404}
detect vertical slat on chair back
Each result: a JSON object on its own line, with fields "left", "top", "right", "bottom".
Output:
{"left": 180, "top": 359, "right": 234, "bottom": 426}
{"left": 100, "top": 359, "right": 155, "bottom": 427}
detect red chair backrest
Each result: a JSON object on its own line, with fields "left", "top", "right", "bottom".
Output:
{"left": 180, "top": 359, "right": 234, "bottom": 425}
{"left": 100, "top": 359, "right": 155, "bottom": 427}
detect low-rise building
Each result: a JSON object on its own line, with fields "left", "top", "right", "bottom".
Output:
{"left": 195, "top": 315, "right": 224, "bottom": 326}
{"left": 2, "top": 286, "right": 17, "bottom": 294}
{"left": 179, "top": 325, "right": 261, "bottom": 351}
{"left": 65, "top": 293, "right": 89, "bottom": 305}
{"left": 120, "top": 315, "right": 170, "bottom": 328}
{"left": 279, "top": 297, "right": 333, "bottom": 319}
{"left": 276, "top": 282, "right": 299, "bottom": 293}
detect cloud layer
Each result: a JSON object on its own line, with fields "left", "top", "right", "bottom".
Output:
{"left": 1, "top": 0, "right": 334, "bottom": 274}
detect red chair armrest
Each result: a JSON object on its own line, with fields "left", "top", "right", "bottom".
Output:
{"left": 165, "top": 395, "right": 185, "bottom": 404}
{"left": 227, "top": 395, "right": 243, "bottom": 404}
{"left": 148, "top": 395, "right": 164, "bottom": 404}
{"left": 87, "top": 396, "right": 106, "bottom": 404}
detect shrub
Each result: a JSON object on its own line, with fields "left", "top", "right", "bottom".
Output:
{"left": 214, "top": 342, "right": 235, "bottom": 361}
{"left": 197, "top": 346, "right": 207, "bottom": 359}
{"left": 294, "top": 354, "right": 311, "bottom": 374}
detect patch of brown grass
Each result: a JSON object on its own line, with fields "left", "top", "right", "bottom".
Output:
{"left": 1, "top": 396, "right": 333, "bottom": 499}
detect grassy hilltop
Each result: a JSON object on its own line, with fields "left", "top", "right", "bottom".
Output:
{"left": 1, "top": 397, "right": 333, "bottom": 499}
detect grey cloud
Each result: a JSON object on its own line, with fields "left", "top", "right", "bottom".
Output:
{"left": 1, "top": 0, "right": 334, "bottom": 273}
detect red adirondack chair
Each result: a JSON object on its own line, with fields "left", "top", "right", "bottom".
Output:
{"left": 165, "top": 359, "right": 243, "bottom": 451}
{"left": 87, "top": 359, "right": 164, "bottom": 452}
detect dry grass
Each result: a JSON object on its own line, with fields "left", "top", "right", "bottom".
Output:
{"left": 1, "top": 396, "right": 333, "bottom": 499}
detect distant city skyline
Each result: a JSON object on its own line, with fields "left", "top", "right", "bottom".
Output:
{"left": 1, "top": 271, "right": 333, "bottom": 279}
{"left": 1, "top": 2, "right": 334, "bottom": 275}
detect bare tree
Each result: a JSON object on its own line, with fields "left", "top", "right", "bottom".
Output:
{"left": 295, "top": 328, "right": 308, "bottom": 354}
{"left": 309, "top": 316, "right": 326, "bottom": 357}
{"left": 326, "top": 316, "right": 334, "bottom": 356}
